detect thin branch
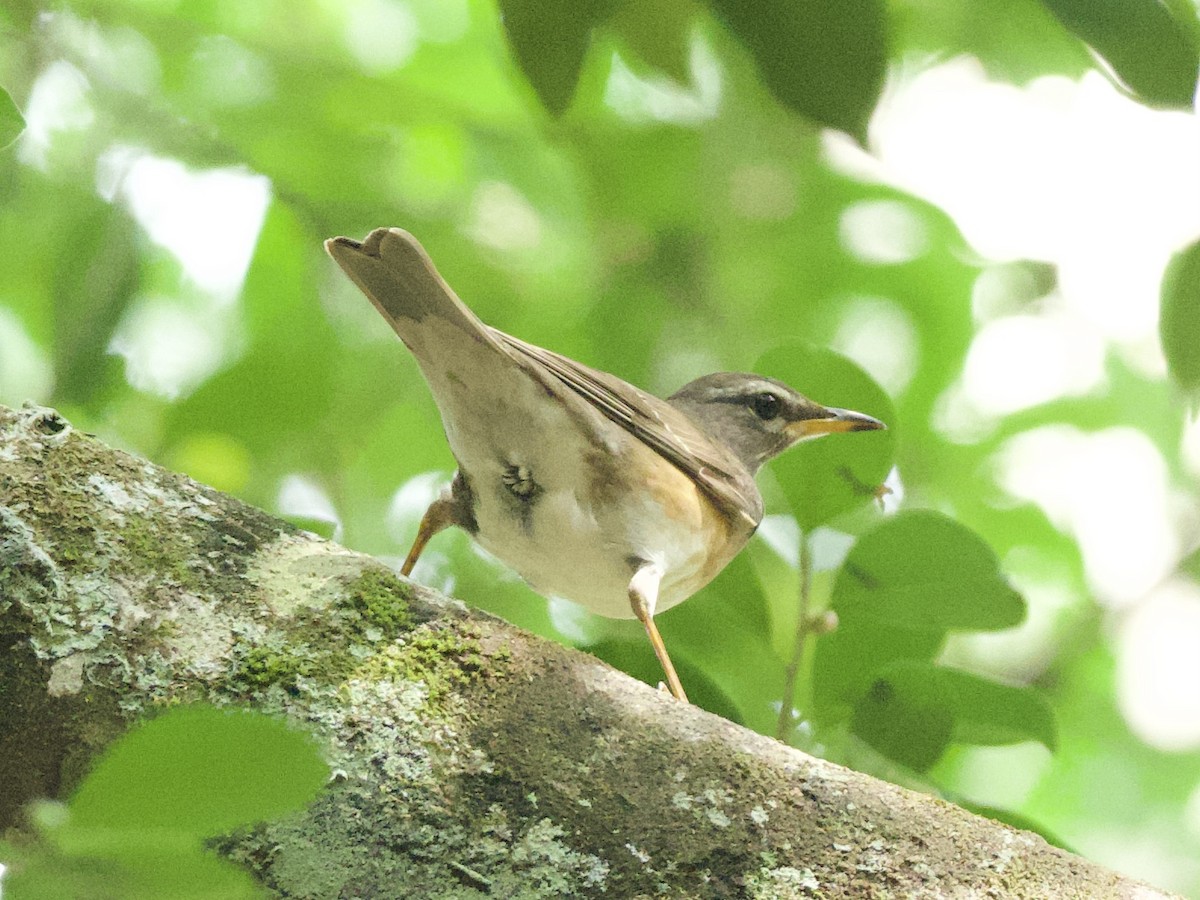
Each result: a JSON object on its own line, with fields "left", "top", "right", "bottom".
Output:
{"left": 776, "top": 529, "right": 813, "bottom": 741}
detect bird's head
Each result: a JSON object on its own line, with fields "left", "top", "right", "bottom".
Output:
{"left": 668, "top": 372, "right": 885, "bottom": 473}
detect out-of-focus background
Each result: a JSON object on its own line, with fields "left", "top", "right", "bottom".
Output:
{"left": 2, "top": 0, "right": 1199, "bottom": 893}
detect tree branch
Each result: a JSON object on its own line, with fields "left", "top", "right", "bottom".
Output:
{"left": 0, "top": 403, "right": 1173, "bottom": 898}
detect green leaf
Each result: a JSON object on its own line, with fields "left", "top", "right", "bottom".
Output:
{"left": 2, "top": 836, "right": 263, "bottom": 900}
{"left": 610, "top": 0, "right": 696, "bottom": 83}
{"left": 68, "top": 705, "right": 328, "bottom": 837}
{"left": 958, "top": 801, "right": 1076, "bottom": 853}
{"left": 51, "top": 199, "right": 142, "bottom": 407}
{"left": 279, "top": 514, "right": 339, "bottom": 540}
{"left": 1160, "top": 237, "right": 1200, "bottom": 400}
{"left": 661, "top": 551, "right": 785, "bottom": 734}
{"left": 706, "top": 0, "right": 887, "bottom": 140}
{"left": 6, "top": 707, "right": 322, "bottom": 898}
{"left": 811, "top": 618, "right": 944, "bottom": 723}
{"left": 1040, "top": 0, "right": 1200, "bottom": 108}
{"left": 851, "top": 673, "right": 955, "bottom": 772}
{"left": 3, "top": 837, "right": 264, "bottom": 900}
{"left": 890, "top": 0, "right": 1093, "bottom": 85}
{"left": 852, "top": 661, "right": 1057, "bottom": 771}
{"left": 585, "top": 633, "right": 747, "bottom": 724}
{"left": 0, "top": 839, "right": 142, "bottom": 900}
{"left": 754, "top": 342, "right": 896, "bottom": 530}
{"left": 498, "top": 0, "right": 614, "bottom": 115}
{"left": 832, "top": 510, "right": 1026, "bottom": 632}
{"left": 0, "top": 86, "right": 24, "bottom": 149}
{"left": 582, "top": 552, "right": 781, "bottom": 731}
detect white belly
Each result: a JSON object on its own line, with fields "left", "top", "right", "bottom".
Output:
{"left": 472, "top": 475, "right": 711, "bottom": 619}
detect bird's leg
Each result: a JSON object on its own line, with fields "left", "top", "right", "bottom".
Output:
{"left": 401, "top": 493, "right": 456, "bottom": 576}
{"left": 628, "top": 564, "right": 688, "bottom": 703}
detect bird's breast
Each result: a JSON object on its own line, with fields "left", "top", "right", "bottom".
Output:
{"left": 462, "top": 425, "right": 753, "bottom": 619}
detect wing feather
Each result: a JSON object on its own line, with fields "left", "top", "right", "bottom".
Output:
{"left": 492, "top": 330, "right": 762, "bottom": 527}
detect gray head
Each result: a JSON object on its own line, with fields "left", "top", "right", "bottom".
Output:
{"left": 668, "top": 372, "right": 885, "bottom": 473}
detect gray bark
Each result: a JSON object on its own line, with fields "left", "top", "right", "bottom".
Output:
{"left": 0, "top": 402, "right": 1175, "bottom": 898}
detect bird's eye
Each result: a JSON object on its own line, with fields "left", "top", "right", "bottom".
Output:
{"left": 750, "top": 392, "right": 782, "bottom": 421}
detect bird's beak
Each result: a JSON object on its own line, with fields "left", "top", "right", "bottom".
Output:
{"left": 785, "top": 407, "right": 886, "bottom": 439}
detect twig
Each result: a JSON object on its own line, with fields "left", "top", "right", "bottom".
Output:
{"left": 776, "top": 530, "right": 813, "bottom": 741}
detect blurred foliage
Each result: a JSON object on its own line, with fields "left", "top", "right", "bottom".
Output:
{"left": 705, "top": 0, "right": 886, "bottom": 140}
{"left": 1161, "top": 237, "right": 1200, "bottom": 404}
{"left": 500, "top": 0, "right": 887, "bottom": 136}
{"left": 851, "top": 660, "right": 1057, "bottom": 771}
{"left": 0, "top": 86, "right": 23, "bottom": 148}
{"left": 498, "top": 0, "right": 611, "bottom": 115}
{"left": 0, "top": 705, "right": 327, "bottom": 899}
{"left": 1040, "top": 0, "right": 1200, "bottom": 107}
{"left": 1, "top": 0, "right": 1199, "bottom": 894}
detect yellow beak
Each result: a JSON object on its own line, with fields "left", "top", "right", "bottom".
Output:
{"left": 785, "top": 407, "right": 886, "bottom": 439}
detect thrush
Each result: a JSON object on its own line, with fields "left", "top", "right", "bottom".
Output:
{"left": 326, "top": 228, "right": 884, "bottom": 702}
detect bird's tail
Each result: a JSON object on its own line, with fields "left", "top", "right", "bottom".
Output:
{"left": 325, "top": 228, "right": 494, "bottom": 356}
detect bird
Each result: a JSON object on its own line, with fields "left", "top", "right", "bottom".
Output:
{"left": 325, "top": 228, "right": 884, "bottom": 703}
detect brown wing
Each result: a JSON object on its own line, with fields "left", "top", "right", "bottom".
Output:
{"left": 492, "top": 330, "right": 763, "bottom": 528}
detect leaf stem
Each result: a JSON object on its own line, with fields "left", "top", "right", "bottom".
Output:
{"left": 776, "top": 530, "right": 813, "bottom": 742}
